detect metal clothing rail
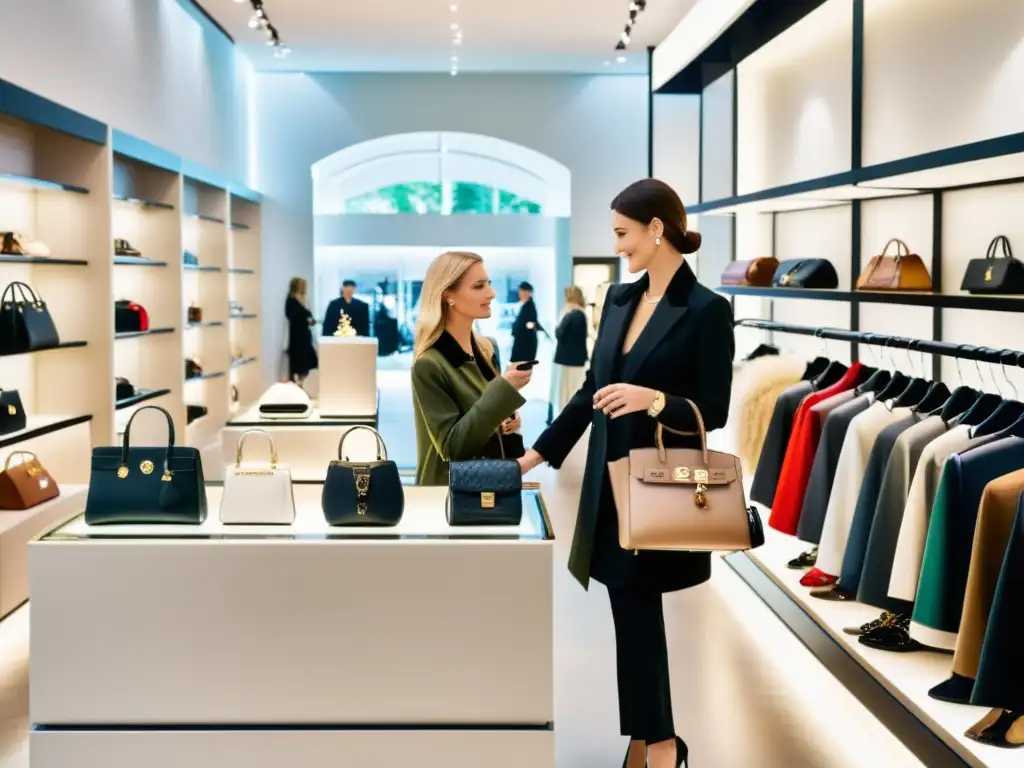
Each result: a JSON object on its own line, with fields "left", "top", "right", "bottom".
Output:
{"left": 734, "top": 318, "right": 1022, "bottom": 366}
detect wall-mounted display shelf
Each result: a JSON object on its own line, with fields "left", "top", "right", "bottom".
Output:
{"left": 228, "top": 267, "right": 255, "bottom": 274}
{"left": 187, "top": 371, "right": 225, "bottom": 382}
{"left": 0, "top": 341, "right": 88, "bottom": 357}
{"left": 0, "top": 79, "right": 261, "bottom": 493}
{"left": 0, "top": 255, "right": 88, "bottom": 267}
{"left": 114, "top": 388, "right": 172, "bottom": 411}
{"left": 184, "top": 264, "right": 222, "bottom": 272}
{"left": 186, "top": 321, "right": 224, "bottom": 329}
{"left": 717, "top": 286, "right": 1024, "bottom": 313}
{"left": 230, "top": 313, "right": 258, "bottom": 320}
{"left": 230, "top": 356, "right": 258, "bottom": 368}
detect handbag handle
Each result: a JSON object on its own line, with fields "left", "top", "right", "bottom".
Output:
{"left": 986, "top": 235, "right": 1014, "bottom": 261}
{"left": 1, "top": 281, "right": 35, "bottom": 306}
{"left": 2, "top": 450, "right": 38, "bottom": 472}
{"left": 879, "top": 239, "right": 911, "bottom": 260}
{"left": 654, "top": 398, "right": 708, "bottom": 466}
{"left": 235, "top": 428, "right": 278, "bottom": 468}
{"left": 338, "top": 425, "right": 388, "bottom": 461}
{"left": 121, "top": 405, "right": 176, "bottom": 479}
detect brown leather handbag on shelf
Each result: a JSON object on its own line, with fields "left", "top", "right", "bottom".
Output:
{"left": 856, "top": 238, "right": 933, "bottom": 291}
{"left": 607, "top": 398, "right": 764, "bottom": 553}
{"left": 720, "top": 258, "right": 779, "bottom": 287}
{"left": 0, "top": 451, "right": 60, "bottom": 510}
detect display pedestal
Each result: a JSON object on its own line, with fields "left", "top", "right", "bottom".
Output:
{"left": 29, "top": 484, "right": 555, "bottom": 767}
{"left": 221, "top": 405, "right": 378, "bottom": 482}
{"left": 317, "top": 336, "right": 378, "bottom": 418}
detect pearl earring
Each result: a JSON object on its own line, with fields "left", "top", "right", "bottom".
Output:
{"left": 655, "top": 237, "right": 662, "bottom": 246}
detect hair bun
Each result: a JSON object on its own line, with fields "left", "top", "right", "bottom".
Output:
{"left": 680, "top": 230, "right": 702, "bottom": 254}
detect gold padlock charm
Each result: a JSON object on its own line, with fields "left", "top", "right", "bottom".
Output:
{"left": 695, "top": 483, "right": 708, "bottom": 509}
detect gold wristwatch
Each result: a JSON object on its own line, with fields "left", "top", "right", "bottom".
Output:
{"left": 647, "top": 390, "right": 666, "bottom": 418}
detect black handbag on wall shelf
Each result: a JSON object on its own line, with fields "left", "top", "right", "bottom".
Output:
{"left": 84, "top": 405, "right": 207, "bottom": 525}
{"left": 0, "top": 388, "right": 26, "bottom": 436}
{"left": 322, "top": 426, "right": 404, "bottom": 526}
{"left": 0, "top": 281, "right": 60, "bottom": 355}
{"left": 447, "top": 459, "right": 523, "bottom": 526}
{"left": 771, "top": 259, "right": 839, "bottom": 289}
{"left": 960, "top": 235, "right": 1024, "bottom": 294}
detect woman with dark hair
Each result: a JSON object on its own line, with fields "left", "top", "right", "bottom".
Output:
{"left": 519, "top": 178, "right": 735, "bottom": 768}
{"left": 284, "top": 276, "right": 318, "bottom": 383}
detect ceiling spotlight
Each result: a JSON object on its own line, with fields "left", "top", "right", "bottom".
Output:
{"left": 620, "top": 32, "right": 630, "bottom": 44}
{"left": 615, "top": 40, "right": 626, "bottom": 50}
{"left": 248, "top": 14, "right": 260, "bottom": 28}
{"left": 637, "top": 0, "right": 646, "bottom": 8}
{"left": 629, "top": 1, "right": 638, "bottom": 10}
{"left": 450, "top": 3, "right": 458, "bottom": 9}
{"left": 233, "top": 0, "right": 246, "bottom": 3}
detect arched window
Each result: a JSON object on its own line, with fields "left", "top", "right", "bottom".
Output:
{"left": 312, "top": 132, "right": 570, "bottom": 217}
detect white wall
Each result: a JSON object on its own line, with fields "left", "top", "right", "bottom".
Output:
{"left": 255, "top": 72, "right": 650, "bottom": 377}
{"left": 0, "top": 0, "right": 253, "bottom": 183}
{"left": 652, "top": 94, "right": 701, "bottom": 205}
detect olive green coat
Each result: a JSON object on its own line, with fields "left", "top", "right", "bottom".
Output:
{"left": 411, "top": 332, "right": 526, "bottom": 486}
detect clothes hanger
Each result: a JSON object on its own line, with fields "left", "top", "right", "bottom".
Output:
{"left": 908, "top": 339, "right": 951, "bottom": 413}
{"left": 959, "top": 347, "right": 1008, "bottom": 427}
{"left": 873, "top": 337, "right": 912, "bottom": 402}
{"left": 810, "top": 329, "right": 848, "bottom": 389}
{"left": 930, "top": 344, "right": 981, "bottom": 422}
{"left": 972, "top": 348, "right": 1024, "bottom": 437}
{"left": 854, "top": 334, "right": 893, "bottom": 394}
{"left": 888, "top": 337, "right": 931, "bottom": 409}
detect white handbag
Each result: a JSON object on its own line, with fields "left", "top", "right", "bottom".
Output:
{"left": 258, "top": 381, "right": 312, "bottom": 419}
{"left": 220, "top": 429, "right": 296, "bottom": 525}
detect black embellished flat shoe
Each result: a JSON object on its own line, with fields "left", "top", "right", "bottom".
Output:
{"left": 858, "top": 625, "right": 951, "bottom": 654}
{"left": 787, "top": 547, "right": 818, "bottom": 569}
{"left": 965, "top": 709, "right": 1024, "bottom": 748}
{"left": 842, "top": 610, "right": 901, "bottom": 636}
{"left": 810, "top": 585, "right": 857, "bottom": 602}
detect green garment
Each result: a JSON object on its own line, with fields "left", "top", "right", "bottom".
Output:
{"left": 411, "top": 347, "right": 525, "bottom": 486}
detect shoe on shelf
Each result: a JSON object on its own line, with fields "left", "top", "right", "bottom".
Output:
{"left": 964, "top": 709, "right": 1024, "bottom": 748}
{"left": 799, "top": 567, "right": 837, "bottom": 588}
{"left": 858, "top": 624, "right": 951, "bottom": 654}
{"left": 928, "top": 672, "right": 975, "bottom": 705}
{"left": 810, "top": 585, "right": 857, "bottom": 602}
{"left": 842, "top": 611, "right": 904, "bottom": 636}
{"left": 114, "top": 238, "right": 142, "bottom": 257}
{"left": 787, "top": 547, "right": 818, "bottom": 569}
{"left": 1, "top": 232, "right": 50, "bottom": 257}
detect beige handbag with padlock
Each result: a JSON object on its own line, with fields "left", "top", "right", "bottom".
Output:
{"left": 607, "top": 398, "right": 764, "bottom": 553}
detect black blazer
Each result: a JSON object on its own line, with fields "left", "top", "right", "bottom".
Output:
{"left": 533, "top": 261, "right": 735, "bottom": 592}
{"left": 322, "top": 297, "right": 371, "bottom": 338}
{"left": 553, "top": 308, "right": 588, "bottom": 366}
{"left": 510, "top": 298, "right": 542, "bottom": 363}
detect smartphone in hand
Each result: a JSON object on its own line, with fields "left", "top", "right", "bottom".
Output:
{"left": 515, "top": 360, "right": 540, "bottom": 371}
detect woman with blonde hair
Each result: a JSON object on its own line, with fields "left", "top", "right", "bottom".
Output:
{"left": 411, "top": 251, "right": 534, "bottom": 485}
{"left": 549, "top": 284, "right": 590, "bottom": 420}
{"left": 284, "top": 276, "right": 318, "bottom": 382}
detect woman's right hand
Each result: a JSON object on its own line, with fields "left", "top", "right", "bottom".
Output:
{"left": 518, "top": 449, "right": 544, "bottom": 475}
{"left": 502, "top": 363, "right": 533, "bottom": 391}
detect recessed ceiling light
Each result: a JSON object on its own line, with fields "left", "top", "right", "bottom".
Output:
{"left": 603, "top": 60, "right": 610, "bottom": 66}
{"left": 616, "top": 55, "right": 626, "bottom": 63}
{"left": 451, "top": 22, "right": 459, "bottom": 30}
{"left": 451, "top": 55, "right": 459, "bottom": 62}
{"left": 450, "top": 3, "right": 457, "bottom": 10}
{"left": 453, "top": 37, "right": 462, "bottom": 45}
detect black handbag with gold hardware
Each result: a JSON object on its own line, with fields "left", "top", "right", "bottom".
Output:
{"left": 0, "top": 281, "right": 60, "bottom": 354}
{"left": 0, "top": 388, "right": 26, "bottom": 436}
{"left": 446, "top": 459, "right": 523, "bottom": 526}
{"left": 322, "top": 426, "right": 404, "bottom": 526}
{"left": 84, "top": 405, "right": 206, "bottom": 525}
{"left": 961, "top": 235, "right": 1024, "bottom": 294}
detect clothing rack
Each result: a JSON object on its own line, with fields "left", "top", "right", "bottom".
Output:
{"left": 734, "top": 319, "right": 1022, "bottom": 367}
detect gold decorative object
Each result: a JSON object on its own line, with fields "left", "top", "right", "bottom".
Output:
{"left": 117, "top": 465, "right": 129, "bottom": 479}
{"left": 140, "top": 460, "right": 154, "bottom": 475}
{"left": 333, "top": 311, "right": 357, "bottom": 337}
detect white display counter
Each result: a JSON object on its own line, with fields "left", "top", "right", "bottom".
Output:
{"left": 29, "top": 483, "right": 555, "bottom": 767}
{"left": 221, "top": 405, "right": 379, "bottom": 482}
{"left": 317, "top": 336, "right": 378, "bottom": 418}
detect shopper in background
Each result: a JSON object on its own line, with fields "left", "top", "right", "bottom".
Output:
{"left": 284, "top": 277, "right": 319, "bottom": 383}
{"left": 549, "top": 285, "right": 590, "bottom": 422}
{"left": 322, "top": 279, "right": 371, "bottom": 337}
{"left": 518, "top": 178, "right": 735, "bottom": 768}
{"left": 510, "top": 281, "right": 545, "bottom": 365}
{"left": 410, "top": 251, "right": 532, "bottom": 486}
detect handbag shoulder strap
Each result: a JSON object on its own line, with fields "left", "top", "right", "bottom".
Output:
{"left": 655, "top": 398, "right": 709, "bottom": 466}
{"left": 235, "top": 429, "right": 278, "bottom": 468}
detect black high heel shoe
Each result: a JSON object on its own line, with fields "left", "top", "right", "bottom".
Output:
{"left": 675, "top": 735, "right": 689, "bottom": 767}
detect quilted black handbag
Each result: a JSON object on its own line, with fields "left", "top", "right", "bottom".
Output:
{"left": 447, "top": 459, "right": 523, "bottom": 526}
{"left": 0, "top": 281, "right": 60, "bottom": 354}
{"left": 84, "top": 405, "right": 207, "bottom": 525}
{"left": 0, "top": 388, "right": 26, "bottom": 436}
{"left": 322, "top": 426, "right": 404, "bottom": 526}
{"left": 771, "top": 259, "right": 839, "bottom": 289}
{"left": 961, "top": 235, "right": 1024, "bottom": 294}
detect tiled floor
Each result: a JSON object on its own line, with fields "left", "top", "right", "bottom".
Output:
{"left": 0, "top": 403, "right": 926, "bottom": 767}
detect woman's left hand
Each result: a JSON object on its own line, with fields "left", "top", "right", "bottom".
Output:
{"left": 593, "top": 383, "right": 657, "bottom": 418}
{"left": 502, "top": 412, "right": 522, "bottom": 434}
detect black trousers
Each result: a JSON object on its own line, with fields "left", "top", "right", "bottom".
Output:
{"left": 608, "top": 587, "right": 675, "bottom": 743}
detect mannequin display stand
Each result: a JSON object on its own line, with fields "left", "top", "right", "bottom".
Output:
{"left": 29, "top": 485, "right": 555, "bottom": 768}
{"left": 317, "top": 336, "right": 378, "bottom": 419}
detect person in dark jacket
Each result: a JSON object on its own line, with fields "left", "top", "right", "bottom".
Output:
{"left": 284, "top": 276, "right": 318, "bottom": 382}
{"left": 519, "top": 179, "right": 734, "bottom": 768}
{"left": 550, "top": 285, "right": 590, "bottom": 418}
{"left": 509, "top": 282, "right": 545, "bottom": 363}
{"left": 322, "top": 280, "right": 371, "bottom": 337}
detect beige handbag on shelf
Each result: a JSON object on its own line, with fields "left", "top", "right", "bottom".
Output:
{"left": 219, "top": 429, "right": 296, "bottom": 525}
{"left": 607, "top": 398, "right": 764, "bottom": 553}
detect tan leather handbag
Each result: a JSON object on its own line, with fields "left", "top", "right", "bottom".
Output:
{"left": 607, "top": 399, "right": 764, "bottom": 553}
{"left": 720, "top": 258, "right": 779, "bottom": 287}
{"left": 0, "top": 451, "right": 60, "bottom": 510}
{"left": 856, "top": 239, "right": 932, "bottom": 291}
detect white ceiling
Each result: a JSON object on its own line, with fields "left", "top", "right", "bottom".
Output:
{"left": 201, "top": 0, "right": 698, "bottom": 74}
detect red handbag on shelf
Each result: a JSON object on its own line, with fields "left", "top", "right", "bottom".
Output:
{"left": 114, "top": 300, "right": 150, "bottom": 333}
